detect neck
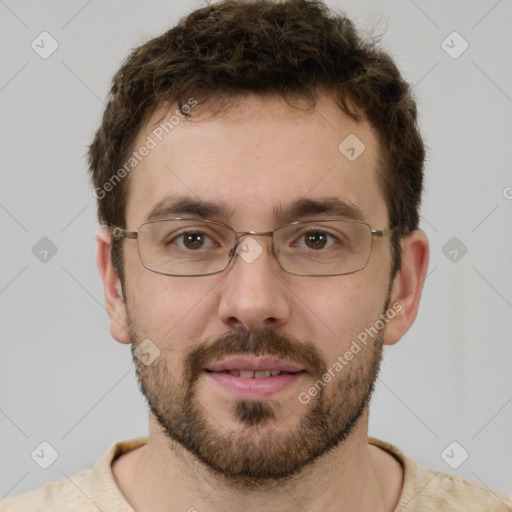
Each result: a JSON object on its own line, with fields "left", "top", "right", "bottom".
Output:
{"left": 115, "top": 410, "right": 403, "bottom": 512}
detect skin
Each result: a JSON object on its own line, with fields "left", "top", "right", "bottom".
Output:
{"left": 96, "top": 92, "right": 429, "bottom": 512}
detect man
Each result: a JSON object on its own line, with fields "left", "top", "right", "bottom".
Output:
{"left": 2, "top": 0, "right": 511, "bottom": 510}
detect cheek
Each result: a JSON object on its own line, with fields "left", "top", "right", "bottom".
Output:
{"left": 125, "top": 255, "right": 221, "bottom": 347}
{"left": 291, "top": 277, "right": 386, "bottom": 360}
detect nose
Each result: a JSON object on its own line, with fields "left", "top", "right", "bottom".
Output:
{"left": 217, "top": 236, "right": 291, "bottom": 331}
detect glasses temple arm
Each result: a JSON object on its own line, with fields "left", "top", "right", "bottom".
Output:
{"left": 371, "top": 227, "right": 396, "bottom": 238}
{"left": 112, "top": 227, "right": 138, "bottom": 240}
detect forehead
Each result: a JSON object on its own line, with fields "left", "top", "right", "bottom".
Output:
{"left": 124, "top": 93, "right": 388, "bottom": 228}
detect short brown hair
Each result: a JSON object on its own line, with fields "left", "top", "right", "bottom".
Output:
{"left": 88, "top": 0, "right": 424, "bottom": 285}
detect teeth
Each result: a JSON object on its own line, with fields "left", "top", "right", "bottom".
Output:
{"left": 225, "top": 369, "right": 283, "bottom": 378}
{"left": 254, "top": 370, "right": 271, "bottom": 378}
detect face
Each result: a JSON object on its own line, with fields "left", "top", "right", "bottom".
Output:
{"left": 121, "top": 93, "right": 394, "bottom": 486}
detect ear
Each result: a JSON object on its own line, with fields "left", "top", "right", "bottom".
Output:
{"left": 383, "top": 229, "right": 429, "bottom": 346}
{"left": 96, "top": 226, "right": 131, "bottom": 345}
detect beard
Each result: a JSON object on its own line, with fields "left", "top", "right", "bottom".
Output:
{"left": 129, "top": 300, "right": 388, "bottom": 488}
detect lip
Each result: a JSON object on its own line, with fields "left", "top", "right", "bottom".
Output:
{"left": 204, "top": 355, "right": 305, "bottom": 373}
{"left": 203, "top": 356, "right": 307, "bottom": 400}
{"left": 204, "top": 370, "right": 306, "bottom": 399}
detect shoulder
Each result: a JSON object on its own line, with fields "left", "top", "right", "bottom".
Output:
{"left": 402, "top": 466, "right": 512, "bottom": 512}
{"left": 0, "top": 469, "right": 93, "bottom": 512}
{"left": 0, "top": 437, "right": 147, "bottom": 512}
{"left": 369, "top": 437, "right": 512, "bottom": 512}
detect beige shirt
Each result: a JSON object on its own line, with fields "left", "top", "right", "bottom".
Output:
{"left": 2, "top": 436, "right": 511, "bottom": 511}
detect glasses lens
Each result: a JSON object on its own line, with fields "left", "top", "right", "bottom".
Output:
{"left": 273, "top": 220, "right": 372, "bottom": 276}
{"left": 137, "top": 220, "right": 235, "bottom": 276}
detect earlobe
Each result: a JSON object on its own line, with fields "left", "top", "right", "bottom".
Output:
{"left": 96, "top": 226, "right": 131, "bottom": 345}
{"left": 383, "top": 229, "right": 429, "bottom": 346}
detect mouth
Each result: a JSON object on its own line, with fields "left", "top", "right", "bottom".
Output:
{"left": 203, "top": 356, "right": 307, "bottom": 399}
{"left": 206, "top": 369, "right": 301, "bottom": 378}
{"left": 205, "top": 355, "right": 306, "bottom": 373}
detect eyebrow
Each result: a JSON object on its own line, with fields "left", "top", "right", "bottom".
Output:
{"left": 142, "top": 195, "right": 366, "bottom": 225}
{"left": 143, "top": 195, "right": 236, "bottom": 223}
{"left": 274, "top": 197, "right": 366, "bottom": 223}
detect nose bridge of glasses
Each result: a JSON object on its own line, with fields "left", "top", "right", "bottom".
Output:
{"left": 235, "top": 230, "right": 274, "bottom": 240}
{"left": 235, "top": 230, "right": 275, "bottom": 249}
{"left": 230, "top": 230, "right": 276, "bottom": 259}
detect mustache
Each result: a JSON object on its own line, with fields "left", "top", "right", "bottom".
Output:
{"left": 184, "top": 327, "right": 327, "bottom": 383}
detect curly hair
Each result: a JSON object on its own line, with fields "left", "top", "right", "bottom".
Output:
{"left": 88, "top": 0, "right": 425, "bottom": 284}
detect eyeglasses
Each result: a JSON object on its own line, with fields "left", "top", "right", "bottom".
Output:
{"left": 111, "top": 218, "right": 394, "bottom": 277}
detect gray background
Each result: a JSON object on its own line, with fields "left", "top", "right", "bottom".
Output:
{"left": 1, "top": 0, "right": 511, "bottom": 502}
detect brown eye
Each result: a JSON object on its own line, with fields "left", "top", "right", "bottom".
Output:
{"left": 183, "top": 232, "right": 205, "bottom": 249}
{"left": 304, "top": 231, "right": 328, "bottom": 249}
